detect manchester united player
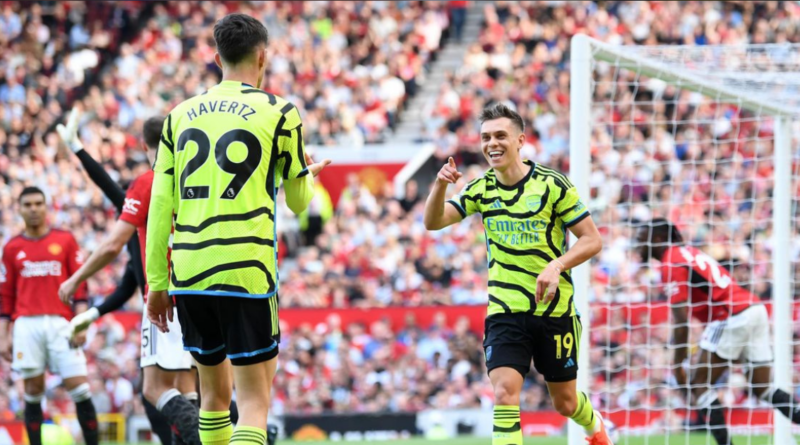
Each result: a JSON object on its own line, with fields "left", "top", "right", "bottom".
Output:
{"left": 637, "top": 218, "right": 800, "bottom": 445}
{"left": 0, "top": 187, "right": 99, "bottom": 445}
{"left": 58, "top": 117, "right": 201, "bottom": 445}
{"left": 56, "top": 108, "right": 175, "bottom": 445}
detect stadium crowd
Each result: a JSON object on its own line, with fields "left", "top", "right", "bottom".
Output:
{"left": 1, "top": 0, "right": 800, "bottom": 423}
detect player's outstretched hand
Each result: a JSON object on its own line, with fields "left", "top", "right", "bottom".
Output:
{"left": 69, "top": 307, "right": 100, "bottom": 339}
{"left": 58, "top": 277, "right": 80, "bottom": 305}
{"left": 56, "top": 107, "right": 84, "bottom": 153}
{"left": 305, "top": 152, "right": 331, "bottom": 177}
{"left": 535, "top": 261, "right": 562, "bottom": 304}
{"left": 436, "top": 157, "right": 463, "bottom": 185}
{"left": 147, "top": 290, "right": 173, "bottom": 333}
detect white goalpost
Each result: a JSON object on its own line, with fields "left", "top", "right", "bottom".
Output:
{"left": 569, "top": 34, "right": 799, "bottom": 445}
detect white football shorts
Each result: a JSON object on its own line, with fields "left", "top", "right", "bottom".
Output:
{"left": 140, "top": 305, "right": 193, "bottom": 370}
{"left": 12, "top": 315, "right": 87, "bottom": 380}
{"left": 699, "top": 304, "right": 773, "bottom": 364}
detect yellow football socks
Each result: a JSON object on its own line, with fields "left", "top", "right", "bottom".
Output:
{"left": 230, "top": 425, "right": 267, "bottom": 444}
{"left": 492, "top": 405, "right": 523, "bottom": 445}
{"left": 199, "top": 410, "right": 233, "bottom": 445}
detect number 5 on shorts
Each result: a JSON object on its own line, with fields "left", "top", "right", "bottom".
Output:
{"left": 554, "top": 333, "right": 573, "bottom": 359}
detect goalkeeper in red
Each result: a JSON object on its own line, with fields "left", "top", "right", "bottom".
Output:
{"left": 424, "top": 104, "right": 612, "bottom": 445}
{"left": 638, "top": 218, "right": 800, "bottom": 445}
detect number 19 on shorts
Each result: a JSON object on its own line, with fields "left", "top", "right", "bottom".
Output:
{"left": 554, "top": 333, "right": 573, "bottom": 359}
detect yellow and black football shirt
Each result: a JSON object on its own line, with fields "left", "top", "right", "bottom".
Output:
{"left": 447, "top": 160, "right": 589, "bottom": 317}
{"left": 146, "top": 80, "right": 310, "bottom": 298}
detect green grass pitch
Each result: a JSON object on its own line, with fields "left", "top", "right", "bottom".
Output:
{"left": 106, "top": 435, "right": 790, "bottom": 445}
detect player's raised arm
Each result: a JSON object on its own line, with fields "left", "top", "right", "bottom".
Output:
{"left": 58, "top": 115, "right": 164, "bottom": 305}
{"left": 424, "top": 157, "right": 466, "bottom": 230}
{"left": 59, "top": 108, "right": 147, "bottom": 333}
{"left": 58, "top": 108, "right": 127, "bottom": 210}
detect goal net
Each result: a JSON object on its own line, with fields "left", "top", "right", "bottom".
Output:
{"left": 569, "top": 36, "right": 800, "bottom": 445}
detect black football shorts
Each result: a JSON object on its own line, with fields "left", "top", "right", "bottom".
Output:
{"left": 483, "top": 312, "right": 582, "bottom": 382}
{"left": 175, "top": 294, "right": 280, "bottom": 367}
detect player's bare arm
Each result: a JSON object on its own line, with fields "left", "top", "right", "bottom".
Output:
{"left": 423, "top": 157, "right": 464, "bottom": 230}
{"left": 58, "top": 219, "right": 137, "bottom": 303}
{"left": 0, "top": 318, "right": 11, "bottom": 362}
{"left": 535, "top": 216, "right": 602, "bottom": 304}
{"left": 671, "top": 303, "right": 690, "bottom": 385}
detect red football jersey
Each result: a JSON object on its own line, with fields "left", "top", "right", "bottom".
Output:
{"left": 661, "top": 245, "right": 755, "bottom": 323}
{"left": 119, "top": 170, "right": 153, "bottom": 293}
{"left": 118, "top": 170, "right": 172, "bottom": 298}
{"left": 0, "top": 229, "right": 87, "bottom": 320}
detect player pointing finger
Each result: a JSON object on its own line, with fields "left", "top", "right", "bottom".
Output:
{"left": 423, "top": 104, "right": 611, "bottom": 445}
{"left": 436, "top": 156, "right": 463, "bottom": 184}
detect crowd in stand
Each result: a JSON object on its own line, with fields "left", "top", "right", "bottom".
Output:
{"left": 2, "top": 0, "right": 800, "bottom": 422}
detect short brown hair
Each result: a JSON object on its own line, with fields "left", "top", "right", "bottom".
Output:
{"left": 479, "top": 103, "right": 525, "bottom": 133}
{"left": 214, "top": 13, "right": 269, "bottom": 65}
{"left": 143, "top": 116, "right": 164, "bottom": 150}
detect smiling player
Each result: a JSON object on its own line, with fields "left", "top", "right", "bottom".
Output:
{"left": 423, "top": 103, "right": 612, "bottom": 445}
